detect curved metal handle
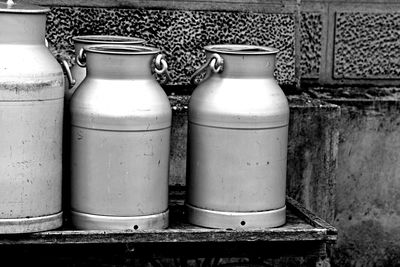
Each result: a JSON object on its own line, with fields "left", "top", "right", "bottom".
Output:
{"left": 76, "top": 48, "right": 87, "bottom": 67}
{"left": 154, "top": 54, "right": 172, "bottom": 85}
{"left": 60, "top": 59, "right": 76, "bottom": 89}
{"left": 190, "top": 53, "right": 224, "bottom": 85}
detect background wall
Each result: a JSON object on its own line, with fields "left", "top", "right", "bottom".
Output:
{"left": 329, "top": 100, "right": 400, "bottom": 266}
{"left": 29, "top": 0, "right": 400, "bottom": 87}
{"left": 301, "top": 0, "right": 400, "bottom": 86}
{"left": 45, "top": 6, "right": 296, "bottom": 86}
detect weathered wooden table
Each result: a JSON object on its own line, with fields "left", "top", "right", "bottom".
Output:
{"left": 0, "top": 196, "right": 337, "bottom": 266}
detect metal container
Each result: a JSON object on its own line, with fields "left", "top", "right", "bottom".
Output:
{"left": 187, "top": 44, "right": 289, "bottom": 229}
{"left": 0, "top": 1, "right": 64, "bottom": 233}
{"left": 65, "top": 35, "right": 145, "bottom": 101}
{"left": 70, "top": 45, "right": 172, "bottom": 230}
{"left": 61, "top": 35, "right": 145, "bottom": 224}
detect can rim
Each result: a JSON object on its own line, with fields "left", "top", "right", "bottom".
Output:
{"left": 0, "top": 2, "right": 49, "bottom": 13}
{"left": 73, "top": 35, "right": 145, "bottom": 45}
{"left": 83, "top": 44, "right": 160, "bottom": 55}
{"left": 205, "top": 44, "right": 279, "bottom": 55}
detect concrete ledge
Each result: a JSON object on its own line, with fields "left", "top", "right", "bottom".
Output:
{"left": 301, "top": 86, "right": 400, "bottom": 266}
{"left": 326, "top": 98, "right": 400, "bottom": 266}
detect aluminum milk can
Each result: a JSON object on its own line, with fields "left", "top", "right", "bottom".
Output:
{"left": 0, "top": 2, "right": 64, "bottom": 233}
{"left": 187, "top": 44, "right": 289, "bottom": 229}
{"left": 61, "top": 35, "right": 145, "bottom": 222}
{"left": 65, "top": 35, "right": 145, "bottom": 101}
{"left": 70, "top": 45, "right": 172, "bottom": 230}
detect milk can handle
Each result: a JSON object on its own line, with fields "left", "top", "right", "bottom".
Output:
{"left": 46, "top": 38, "right": 76, "bottom": 89}
{"left": 60, "top": 60, "right": 76, "bottom": 89}
{"left": 154, "top": 54, "right": 172, "bottom": 84}
{"left": 76, "top": 48, "right": 87, "bottom": 68}
{"left": 190, "top": 53, "right": 224, "bottom": 85}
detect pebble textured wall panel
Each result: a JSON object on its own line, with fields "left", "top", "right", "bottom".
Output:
{"left": 334, "top": 12, "right": 400, "bottom": 79}
{"left": 46, "top": 7, "right": 295, "bottom": 85}
{"left": 300, "top": 12, "right": 322, "bottom": 79}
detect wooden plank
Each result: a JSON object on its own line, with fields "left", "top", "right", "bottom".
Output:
{"left": 287, "top": 196, "right": 337, "bottom": 237}
{"left": 0, "top": 241, "right": 328, "bottom": 262}
{"left": 16, "top": 0, "right": 298, "bottom": 12}
{"left": 0, "top": 229, "right": 329, "bottom": 245}
{"left": 0, "top": 202, "right": 337, "bottom": 245}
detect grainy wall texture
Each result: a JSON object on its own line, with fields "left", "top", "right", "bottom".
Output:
{"left": 300, "top": 12, "right": 323, "bottom": 79}
{"left": 301, "top": 0, "right": 400, "bottom": 86}
{"left": 21, "top": 0, "right": 400, "bottom": 86}
{"left": 46, "top": 7, "right": 295, "bottom": 85}
{"left": 333, "top": 13, "right": 400, "bottom": 80}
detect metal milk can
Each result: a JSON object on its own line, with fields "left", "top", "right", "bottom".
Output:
{"left": 70, "top": 45, "right": 172, "bottom": 230}
{"left": 187, "top": 44, "right": 289, "bottom": 229}
{"left": 0, "top": 1, "right": 64, "bottom": 233}
{"left": 61, "top": 35, "right": 145, "bottom": 222}
{"left": 64, "top": 35, "right": 145, "bottom": 101}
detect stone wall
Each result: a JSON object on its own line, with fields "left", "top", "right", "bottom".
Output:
{"left": 46, "top": 6, "right": 296, "bottom": 86}
{"left": 20, "top": 0, "right": 400, "bottom": 87}
{"left": 301, "top": 0, "right": 400, "bottom": 86}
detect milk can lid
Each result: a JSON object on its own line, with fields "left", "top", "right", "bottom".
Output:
{"left": 73, "top": 35, "right": 145, "bottom": 45}
{"left": 84, "top": 45, "right": 160, "bottom": 55}
{"left": 205, "top": 44, "right": 279, "bottom": 55}
{"left": 0, "top": 1, "right": 49, "bottom": 13}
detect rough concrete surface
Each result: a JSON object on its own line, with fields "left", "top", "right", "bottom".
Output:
{"left": 334, "top": 12, "right": 400, "bottom": 79}
{"left": 300, "top": 12, "right": 323, "bottom": 79}
{"left": 46, "top": 7, "right": 296, "bottom": 86}
{"left": 326, "top": 100, "right": 400, "bottom": 266}
{"left": 287, "top": 101, "right": 339, "bottom": 223}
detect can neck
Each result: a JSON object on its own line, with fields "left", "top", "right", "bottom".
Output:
{"left": 210, "top": 53, "right": 276, "bottom": 78}
{"left": 73, "top": 39, "right": 145, "bottom": 58}
{"left": 86, "top": 52, "right": 155, "bottom": 79}
{"left": 0, "top": 13, "right": 46, "bottom": 44}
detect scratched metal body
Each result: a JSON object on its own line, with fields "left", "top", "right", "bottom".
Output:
{"left": 0, "top": 2, "right": 64, "bottom": 233}
{"left": 70, "top": 45, "right": 172, "bottom": 230}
